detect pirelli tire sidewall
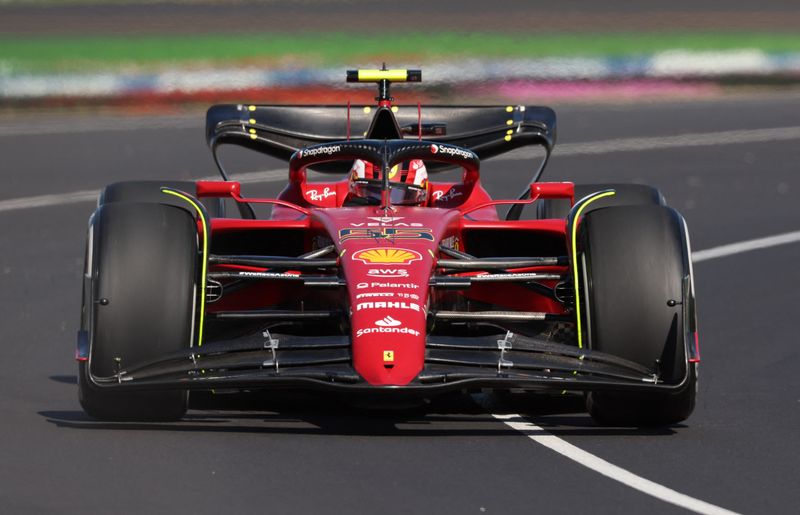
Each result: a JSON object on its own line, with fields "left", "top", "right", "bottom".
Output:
{"left": 579, "top": 204, "right": 696, "bottom": 426}
{"left": 79, "top": 201, "right": 199, "bottom": 421}
{"left": 99, "top": 180, "right": 224, "bottom": 218}
{"left": 537, "top": 183, "right": 666, "bottom": 220}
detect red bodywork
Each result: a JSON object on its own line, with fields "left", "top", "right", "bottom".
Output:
{"left": 197, "top": 164, "right": 573, "bottom": 386}
{"left": 77, "top": 70, "right": 698, "bottom": 420}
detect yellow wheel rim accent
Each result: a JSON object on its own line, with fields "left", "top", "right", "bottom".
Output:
{"left": 570, "top": 190, "right": 616, "bottom": 349}
{"left": 162, "top": 188, "right": 209, "bottom": 347}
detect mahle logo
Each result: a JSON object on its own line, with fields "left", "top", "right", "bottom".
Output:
{"left": 356, "top": 301, "right": 421, "bottom": 312}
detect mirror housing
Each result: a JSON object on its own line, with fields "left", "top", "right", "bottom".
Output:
{"left": 531, "top": 182, "right": 574, "bottom": 202}
{"left": 196, "top": 181, "right": 241, "bottom": 198}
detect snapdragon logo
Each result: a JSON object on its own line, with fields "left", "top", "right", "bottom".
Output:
{"left": 298, "top": 145, "right": 341, "bottom": 158}
{"left": 430, "top": 144, "right": 471, "bottom": 159}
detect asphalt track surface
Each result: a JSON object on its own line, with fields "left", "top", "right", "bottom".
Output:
{"left": 1, "top": 92, "right": 799, "bottom": 514}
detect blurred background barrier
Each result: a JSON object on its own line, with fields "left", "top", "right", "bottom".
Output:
{"left": 0, "top": 0, "right": 799, "bottom": 108}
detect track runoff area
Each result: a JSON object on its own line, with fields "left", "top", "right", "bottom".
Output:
{"left": 3, "top": 122, "right": 796, "bottom": 515}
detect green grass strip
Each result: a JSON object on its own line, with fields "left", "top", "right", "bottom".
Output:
{"left": 1, "top": 31, "right": 799, "bottom": 73}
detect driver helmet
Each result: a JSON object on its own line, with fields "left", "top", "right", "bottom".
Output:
{"left": 348, "top": 159, "right": 429, "bottom": 205}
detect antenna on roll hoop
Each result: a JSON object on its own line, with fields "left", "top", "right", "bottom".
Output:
{"left": 346, "top": 65, "right": 422, "bottom": 212}
{"left": 380, "top": 141, "right": 392, "bottom": 212}
{"left": 346, "top": 65, "right": 421, "bottom": 106}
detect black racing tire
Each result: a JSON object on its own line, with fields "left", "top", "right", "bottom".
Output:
{"left": 579, "top": 205, "right": 696, "bottom": 426}
{"left": 78, "top": 202, "right": 198, "bottom": 421}
{"left": 586, "top": 364, "right": 697, "bottom": 427}
{"left": 99, "top": 180, "right": 224, "bottom": 218}
{"left": 536, "top": 183, "right": 665, "bottom": 220}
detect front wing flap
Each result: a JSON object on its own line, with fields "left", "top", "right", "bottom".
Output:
{"left": 84, "top": 332, "right": 689, "bottom": 394}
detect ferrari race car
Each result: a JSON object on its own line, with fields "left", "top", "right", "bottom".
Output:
{"left": 77, "top": 69, "right": 699, "bottom": 426}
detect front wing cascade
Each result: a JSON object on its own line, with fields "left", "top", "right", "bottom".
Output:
{"left": 84, "top": 332, "right": 690, "bottom": 394}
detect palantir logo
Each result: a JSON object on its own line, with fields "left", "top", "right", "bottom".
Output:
{"left": 375, "top": 316, "right": 401, "bottom": 327}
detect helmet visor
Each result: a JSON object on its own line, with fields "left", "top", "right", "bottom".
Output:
{"left": 350, "top": 180, "right": 427, "bottom": 206}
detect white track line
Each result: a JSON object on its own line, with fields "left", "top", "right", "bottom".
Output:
{"left": 493, "top": 414, "right": 741, "bottom": 515}
{"left": 1, "top": 171, "right": 798, "bottom": 265}
{"left": 692, "top": 230, "right": 800, "bottom": 262}
{"left": 492, "top": 125, "right": 800, "bottom": 160}
{"left": 488, "top": 230, "right": 800, "bottom": 515}
{"left": 0, "top": 121, "right": 781, "bottom": 513}
{"left": 2, "top": 125, "right": 799, "bottom": 213}
{"left": 0, "top": 189, "right": 100, "bottom": 213}
{"left": 552, "top": 125, "right": 800, "bottom": 158}
{"left": 0, "top": 168, "right": 287, "bottom": 213}
{"left": 0, "top": 116, "right": 200, "bottom": 137}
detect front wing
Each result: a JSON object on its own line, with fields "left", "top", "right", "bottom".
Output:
{"left": 83, "top": 332, "right": 691, "bottom": 395}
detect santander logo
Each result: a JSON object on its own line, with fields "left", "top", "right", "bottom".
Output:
{"left": 375, "top": 316, "right": 401, "bottom": 327}
{"left": 355, "top": 315, "right": 420, "bottom": 337}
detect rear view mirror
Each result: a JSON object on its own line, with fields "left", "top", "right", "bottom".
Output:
{"left": 530, "top": 182, "right": 574, "bottom": 201}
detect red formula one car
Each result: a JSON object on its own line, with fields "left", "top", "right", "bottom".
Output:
{"left": 77, "top": 69, "right": 699, "bottom": 426}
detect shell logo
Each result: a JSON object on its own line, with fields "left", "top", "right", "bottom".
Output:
{"left": 352, "top": 247, "right": 422, "bottom": 265}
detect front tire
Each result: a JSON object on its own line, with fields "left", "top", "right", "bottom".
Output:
{"left": 537, "top": 183, "right": 665, "bottom": 220}
{"left": 579, "top": 205, "right": 696, "bottom": 426}
{"left": 79, "top": 202, "right": 198, "bottom": 421}
{"left": 99, "top": 180, "right": 224, "bottom": 217}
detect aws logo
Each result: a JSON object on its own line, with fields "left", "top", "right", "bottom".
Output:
{"left": 366, "top": 268, "right": 409, "bottom": 278}
{"left": 339, "top": 228, "right": 434, "bottom": 242}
